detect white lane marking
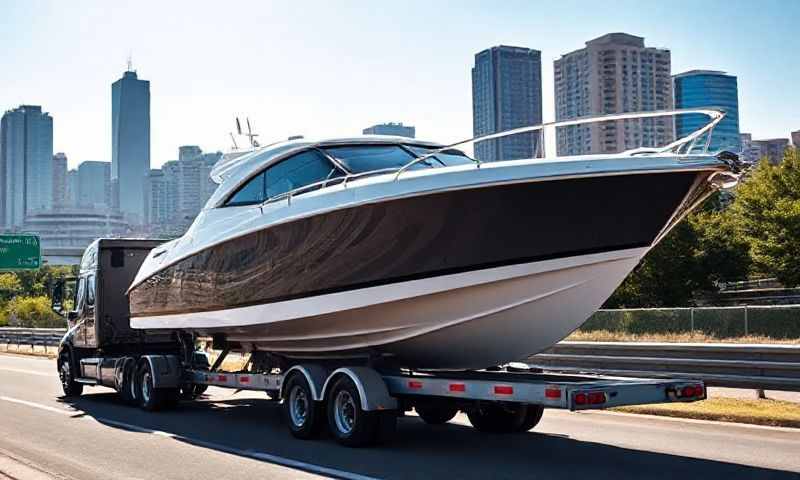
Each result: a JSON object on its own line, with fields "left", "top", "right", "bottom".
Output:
{"left": 0, "top": 367, "right": 53, "bottom": 377}
{"left": 0, "top": 396, "right": 77, "bottom": 416}
{"left": 0, "top": 396, "right": 380, "bottom": 480}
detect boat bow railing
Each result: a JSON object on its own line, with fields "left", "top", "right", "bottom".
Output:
{"left": 394, "top": 108, "right": 727, "bottom": 180}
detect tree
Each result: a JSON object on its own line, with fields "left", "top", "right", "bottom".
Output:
{"left": 3, "top": 295, "right": 64, "bottom": 328}
{"left": 733, "top": 148, "right": 800, "bottom": 286}
{"left": 0, "top": 274, "right": 22, "bottom": 303}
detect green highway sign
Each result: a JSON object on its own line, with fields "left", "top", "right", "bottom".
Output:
{"left": 0, "top": 234, "right": 41, "bottom": 270}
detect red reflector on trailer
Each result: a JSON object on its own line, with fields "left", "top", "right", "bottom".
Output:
{"left": 217, "top": 375, "right": 227, "bottom": 382}
{"left": 408, "top": 380, "right": 423, "bottom": 390}
{"left": 694, "top": 385, "right": 705, "bottom": 397}
{"left": 681, "top": 386, "right": 694, "bottom": 397}
{"left": 545, "top": 388, "right": 561, "bottom": 399}
{"left": 449, "top": 383, "right": 466, "bottom": 393}
{"left": 574, "top": 393, "right": 587, "bottom": 405}
{"left": 494, "top": 385, "right": 513, "bottom": 395}
{"left": 588, "top": 392, "right": 606, "bottom": 404}
{"left": 240, "top": 376, "right": 250, "bottom": 383}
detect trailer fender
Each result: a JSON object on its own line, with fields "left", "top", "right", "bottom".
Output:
{"left": 282, "top": 364, "right": 327, "bottom": 401}
{"left": 322, "top": 367, "right": 398, "bottom": 412}
{"left": 138, "top": 355, "right": 181, "bottom": 389}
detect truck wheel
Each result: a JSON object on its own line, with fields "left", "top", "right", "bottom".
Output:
{"left": 58, "top": 352, "right": 83, "bottom": 397}
{"left": 467, "top": 404, "right": 527, "bottom": 433}
{"left": 416, "top": 405, "right": 458, "bottom": 424}
{"left": 326, "top": 376, "right": 379, "bottom": 447}
{"left": 137, "top": 361, "right": 168, "bottom": 411}
{"left": 283, "top": 374, "right": 322, "bottom": 440}
{"left": 119, "top": 361, "right": 138, "bottom": 406}
{"left": 516, "top": 405, "right": 544, "bottom": 432}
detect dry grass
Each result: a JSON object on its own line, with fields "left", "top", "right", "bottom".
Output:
{"left": 614, "top": 397, "right": 800, "bottom": 429}
{"left": 567, "top": 329, "right": 799, "bottom": 344}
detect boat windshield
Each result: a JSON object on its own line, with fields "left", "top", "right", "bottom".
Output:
{"left": 404, "top": 146, "right": 475, "bottom": 167}
{"left": 323, "top": 144, "right": 474, "bottom": 174}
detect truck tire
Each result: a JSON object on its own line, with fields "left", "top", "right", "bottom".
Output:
{"left": 516, "top": 405, "right": 544, "bottom": 432}
{"left": 283, "top": 373, "right": 323, "bottom": 440}
{"left": 326, "top": 376, "right": 379, "bottom": 447}
{"left": 58, "top": 351, "right": 83, "bottom": 397}
{"left": 467, "top": 404, "right": 527, "bottom": 433}
{"left": 136, "top": 361, "right": 172, "bottom": 411}
{"left": 119, "top": 361, "right": 138, "bottom": 406}
{"left": 416, "top": 405, "right": 458, "bottom": 425}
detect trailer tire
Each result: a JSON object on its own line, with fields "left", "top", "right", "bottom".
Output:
{"left": 326, "top": 376, "right": 379, "bottom": 447}
{"left": 137, "top": 361, "right": 168, "bottom": 411}
{"left": 416, "top": 405, "right": 458, "bottom": 425}
{"left": 283, "top": 374, "right": 323, "bottom": 440}
{"left": 516, "top": 405, "right": 544, "bottom": 432}
{"left": 58, "top": 351, "right": 83, "bottom": 397}
{"left": 467, "top": 404, "right": 527, "bottom": 433}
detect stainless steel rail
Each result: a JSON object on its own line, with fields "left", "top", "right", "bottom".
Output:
{"left": 530, "top": 341, "right": 800, "bottom": 392}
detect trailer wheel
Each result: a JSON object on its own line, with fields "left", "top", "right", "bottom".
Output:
{"left": 326, "top": 376, "right": 379, "bottom": 447}
{"left": 283, "top": 374, "right": 322, "bottom": 439}
{"left": 516, "top": 405, "right": 544, "bottom": 432}
{"left": 467, "top": 404, "right": 527, "bottom": 433}
{"left": 136, "top": 361, "right": 170, "bottom": 411}
{"left": 416, "top": 405, "right": 458, "bottom": 425}
{"left": 58, "top": 351, "right": 83, "bottom": 397}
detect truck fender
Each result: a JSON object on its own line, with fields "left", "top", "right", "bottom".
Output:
{"left": 321, "top": 367, "right": 398, "bottom": 412}
{"left": 282, "top": 364, "right": 328, "bottom": 401}
{"left": 138, "top": 355, "right": 181, "bottom": 389}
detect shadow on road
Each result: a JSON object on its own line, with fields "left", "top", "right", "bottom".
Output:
{"left": 59, "top": 391, "right": 797, "bottom": 480}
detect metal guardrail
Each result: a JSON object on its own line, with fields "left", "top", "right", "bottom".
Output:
{"left": 2, "top": 329, "right": 798, "bottom": 391}
{"left": 0, "top": 327, "right": 66, "bottom": 349}
{"left": 531, "top": 341, "right": 800, "bottom": 392}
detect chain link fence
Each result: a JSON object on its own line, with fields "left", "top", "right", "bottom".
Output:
{"left": 581, "top": 305, "right": 800, "bottom": 339}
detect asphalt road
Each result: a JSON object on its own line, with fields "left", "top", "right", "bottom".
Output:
{"left": 0, "top": 353, "right": 798, "bottom": 480}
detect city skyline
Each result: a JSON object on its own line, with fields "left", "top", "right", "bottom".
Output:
{"left": 1, "top": 1, "right": 797, "bottom": 168}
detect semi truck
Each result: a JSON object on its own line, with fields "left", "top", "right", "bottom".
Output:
{"left": 51, "top": 238, "right": 707, "bottom": 447}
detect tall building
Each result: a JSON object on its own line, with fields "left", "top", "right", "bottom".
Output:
{"left": 554, "top": 33, "right": 674, "bottom": 156}
{"left": 111, "top": 69, "right": 150, "bottom": 223}
{"left": 144, "top": 146, "right": 222, "bottom": 235}
{"left": 65, "top": 169, "right": 78, "bottom": 207}
{"left": 0, "top": 105, "right": 54, "bottom": 228}
{"left": 362, "top": 123, "right": 415, "bottom": 138}
{"left": 673, "top": 70, "right": 740, "bottom": 152}
{"left": 76, "top": 161, "right": 111, "bottom": 208}
{"left": 752, "top": 138, "right": 789, "bottom": 165}
{"left": 792, "top": 130, "right": 800, "bottom": 149}
{"left": 52, "top": 152, "right": 68, "bottom": 207}
{"left": 739, "top": 133, "right": 760, "bottom": 163}
{"left": 472, "top": 45, "right": 543, "bottom": 161}
{"left": 179, "top": 145, "right": 202, "bottom": 161}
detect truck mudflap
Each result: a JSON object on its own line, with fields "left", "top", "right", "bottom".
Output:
{"left": 140, "top": 355, "right": 182, "bottom": 389}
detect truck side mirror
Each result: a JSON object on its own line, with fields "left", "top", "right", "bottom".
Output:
{"left": 51, "top": 279, "right": 65, "bottom": 315}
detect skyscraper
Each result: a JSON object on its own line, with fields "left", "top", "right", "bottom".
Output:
{"left": 0, "top": 105, "right": 54, "bottom": 228}
{"left": 673, "top": 70, "right": 740, "bottom": 152}
{"left": 111, "top": 68, "right": 150, "bottom": 223}
{"left": 472, "top": 45, "right": 543, "bottom": 161}
{"left": 554, "top": 33, "right": 674, "bottom": 156}
{"left": 362, "top": 123, "right": 415, "bottom": 138}
{"left": 77, "top": 161, "right": 111, "bottom": 208}
{"left": 52, "top": 152, "right": 68, "bottom": 207}
{"left": 752, "top": 138, "right": 789, "bottom": 165}
{"left": 792, "top": 130, "right": 800, "bottom": 149}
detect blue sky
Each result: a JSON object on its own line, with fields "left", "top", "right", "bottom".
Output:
{"left": 1, "top": 0, "right": 798, "bottom": 168}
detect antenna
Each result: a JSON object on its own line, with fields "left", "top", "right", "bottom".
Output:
{"left": 127, "top": 53, "right": 133, "bottom": 72}
{"left": 235, "top": 117, "right": 242, "bottom": 135}
{"left": 245, "top": 117, "right": 260, "bottom": 148}
{"left": 229, "top": 132, "right": 239, "bottom": 150}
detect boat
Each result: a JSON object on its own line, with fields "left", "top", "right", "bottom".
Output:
{"left": 127, "top": 109, "right": 741, "bottom": 369}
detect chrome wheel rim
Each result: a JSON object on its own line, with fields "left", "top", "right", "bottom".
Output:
{"left": 142, "top": 372, "right": 152, "bottom": 403}
{"left": 289, "top": 385, "right": 309, "bottom": 427}
{"left": 334, "top": 390, "right": 356, "bottom": 435}
{"left": 59, "top": 360, "right": 70, "bottom": 389}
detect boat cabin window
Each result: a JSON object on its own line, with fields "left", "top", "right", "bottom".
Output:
{"left": 405, "top": 146, "right": 475, "bottom": 167}
{"left": 323, "top": 145, "right": 430, "bottom": 174}
{"left": 225, "top": 149, "right": 343, "bottom": 206}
